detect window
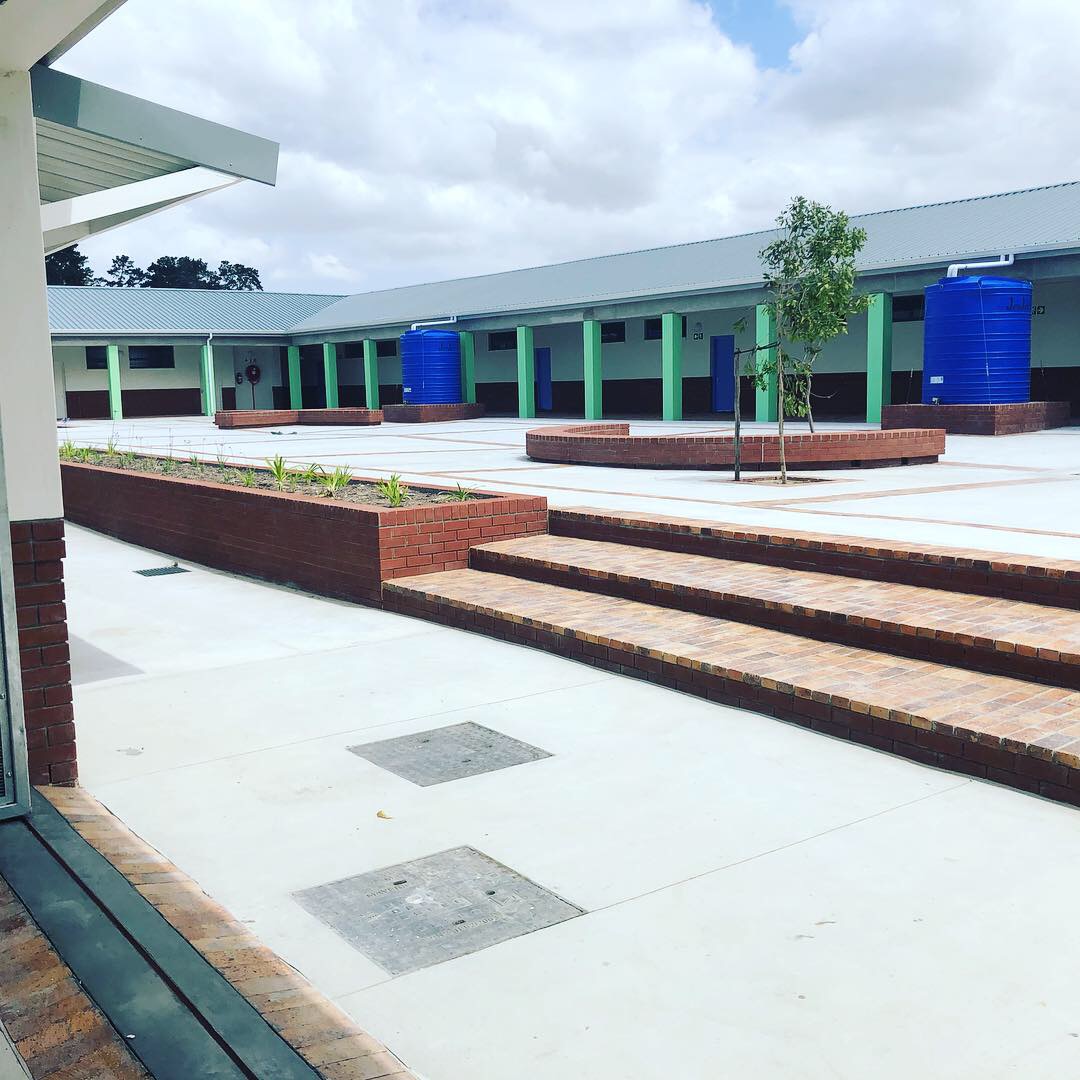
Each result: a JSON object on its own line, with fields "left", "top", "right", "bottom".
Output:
{"left": 600, "top": 321, "right": 625, "bottom": 344}
{"left": 643, "top": 316, "right": 688, "bottom": 340}
{"left": 488, "top": 330, "right": 517, "bottom": 351}
{"left": 893, "top": 296, "right": 925, "bottom": 323}
{"left": 338, "top": 342, "right": 364, "bottom": 359}
{"left": 375, "top": 339, "right": 397, "bottom": 358}
{"left": 128, "top": 345, "right": 175, "bottom": 369}
{"left": 85, "top": 346, "right": 107, "bottom": 370}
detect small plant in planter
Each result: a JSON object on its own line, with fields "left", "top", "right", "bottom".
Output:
{"left": 120, "top": 451, "right": 137, "bottom": 469}
{"left": 105, "top": 436, "right": 119, "bottom": 456}
{"left": 294, "top": 463, "right": 322, "bottom": 485}
{"left": 316, "top": 465, "right": 353, "bottom": 498}
{"left": 160, "top": 456, "right": 176, "bottom": 475}
{"left": 376, "top": 473, "right": 408, "bottom": 507}
{"left": 239, "top": 468, "right": 257, "bottom": 487}
{"left": 59, "top": 440, "right": 77, "bottom": 460}
{"left": 266, "top": 454, "right": 290, "bottom": 491}
{"left": 188, "top": 454, "right": 204, "bottom": 475}
{"left": 445, "top": 483, "right": 474, "bottom": 502}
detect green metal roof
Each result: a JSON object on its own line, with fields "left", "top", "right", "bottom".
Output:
{"left": 48, "top": 286, "right": 344, "bottom": 335}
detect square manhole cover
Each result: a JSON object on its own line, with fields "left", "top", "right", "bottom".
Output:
{"left": 347, "top": 721, "right": 550, "bottom": 786}
{"left": 293, "top": 846, "right": 582, "bottom": 975}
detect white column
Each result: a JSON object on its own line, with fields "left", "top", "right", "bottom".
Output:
{"left": 0, "top": 70, "right": 63, "bottom": 522}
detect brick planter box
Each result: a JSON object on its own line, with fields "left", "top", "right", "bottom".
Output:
{"left": 60, "top": 463, "right": 546, "bottom": 607}
{"left": 881, "top": 401, "right": 1071, "bottom": 435}
{"left": 383, "top": 403, "right": 486, "bottom": 423}
{"left": 214, "top": 408, "right": 383, "bottom": 429}
{"left": 527, "top": 423, "right": 946, "bottom": 469}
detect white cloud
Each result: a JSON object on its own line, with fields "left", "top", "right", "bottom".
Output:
{"left": 58, "top": 0, "right": 1080, "bottom": 294}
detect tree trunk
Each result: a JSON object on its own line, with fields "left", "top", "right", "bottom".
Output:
{"left": 806, "top": 382, "right": 815, "bottom": 434}
{"left": 777, "top": 347, "right": 787, "bottom": 484}
{"left": 733, "top": 352, "right": 742, "bottom": 481}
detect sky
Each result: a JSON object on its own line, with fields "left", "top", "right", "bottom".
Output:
{"left": 58, "top": 0, "right": 1080, "bottom": 295}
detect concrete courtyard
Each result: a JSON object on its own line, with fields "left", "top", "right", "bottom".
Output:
{"left": 59, "top": 416, "right": 1080, "bottom": 1079}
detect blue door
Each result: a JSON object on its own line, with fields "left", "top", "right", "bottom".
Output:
{"left": 535, "top": 347, "right": 553, "bottom": 411}
{"left": 710, "top": 335, "right": 735, "bottom": 413}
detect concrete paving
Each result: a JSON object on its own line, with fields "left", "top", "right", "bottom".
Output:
{"left": 60, "top": 415, "right": 1080, "bottom": 559}
{"left": 68, "top": 523, "right": 1080, "bottom": 1080}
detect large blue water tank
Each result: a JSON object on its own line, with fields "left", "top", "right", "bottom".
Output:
{"left": 399, "top": 329, "right": 462, "bottom": 404}
{"left": 922, "top": 275, "right": 1032, "bottom": 404}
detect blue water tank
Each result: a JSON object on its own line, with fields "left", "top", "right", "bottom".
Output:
{"left": 922, "top": 275, "right": 1032, "bottom": 404}
{"left": 399, "top": 329, "right": 462, "bottom": 404}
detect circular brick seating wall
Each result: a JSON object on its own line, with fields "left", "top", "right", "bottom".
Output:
{"left": 526, "top": 423, "right": 946, "bottom": 469}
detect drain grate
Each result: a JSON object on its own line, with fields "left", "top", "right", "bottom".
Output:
{"left": 348, "top": 721, "right": 551, "bottom": 786}
{"left": 134, "top": 565, "right": 189, "bottom": 578}
{"left": 294, "top": 846, "right": 582, "bottom": 975}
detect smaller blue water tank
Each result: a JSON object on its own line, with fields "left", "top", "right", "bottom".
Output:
{"left": 399, "top": 329, "right": 462, "bottom": 404}
{"left": 922, "top": 275, "right": 1032, "bottom": 405}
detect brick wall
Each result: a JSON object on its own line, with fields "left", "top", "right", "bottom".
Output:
{"left": 882, "top": 401, "right": 1071, "bottom": 435}
{"left": 61, "top": 463, "right": 545, "bottom": 607}
{"left": 383, "top": 403, "right": 485, "bottom": 423}
{"left": 526, "top": 423, "right": 946, "bottom": 469}
{"left": 10, "top": 519, "right": 75, "bottom": 786}
{"left": 214, "top": 408, "right": 383, "bottom": 429}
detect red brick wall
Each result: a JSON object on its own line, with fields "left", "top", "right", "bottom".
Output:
{"left": 383, "top": 403, "right": 485, "bottom": 423}
{"left": 60, "top": 463, "right": 545, "bottom": 606}
{"left": 214, "top": 408, "right": 383, "bottom": 428}
{"left": 526, "top": 423, "right": 945, "bottom": 469}
{"left": 882, "top": 401, "right": 1071, "bottom": 435}
{"left": 11, "top": 519, "right": 75, "bottom": 786}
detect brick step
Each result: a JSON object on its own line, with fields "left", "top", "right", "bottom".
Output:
{"left": 383, "top": 570, "right": 1080, "bottom": 808}
{"left": 470, "top": 534, "right": 1080, "bottom": 689}
{"left": 550, "top": 508, "right": 1080, "bottom": 610}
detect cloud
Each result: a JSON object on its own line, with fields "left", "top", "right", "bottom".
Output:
{"left": 58, "top": 0, "right": 1080, "bottom": 294}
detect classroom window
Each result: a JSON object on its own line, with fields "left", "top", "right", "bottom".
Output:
{"left": 892, "top": 296, "right": 925, "bottom": 323}
{"left": 375, "top": 339, "right": 397, "bottom": 358}
{"left": 127, "top": 345, "right": 175, "bottom": 369}
{"left": 643, "top": 316, "right": 688, "bottom": 340}
{"left": 85, "top": 346, "right": 107, "bottom": 370}
{"left": 600, "top": 321, "right": 626, "bottom": 344}
{"left": 488, "top": 330, "right": 517, "bottom": 351}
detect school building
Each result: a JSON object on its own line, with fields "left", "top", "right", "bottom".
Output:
{"left": 50, "top": 181, "right": 1080, "bottom": 426}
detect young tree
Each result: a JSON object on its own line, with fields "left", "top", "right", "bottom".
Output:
{"left": 100, "top": 254, "right": 147, "bottom": 287}
{"left": 45, "top": 245, "right": 96, "bottom": 285}
{"left": 215, "top": 260, "right": 263, "bottom": 291}
{"left": 754, "top": 196, "right": 868, "bottom": 482}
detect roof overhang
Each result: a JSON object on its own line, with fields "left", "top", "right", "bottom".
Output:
{"left": 30, "top": 63, "right": 278, "bottom": 254}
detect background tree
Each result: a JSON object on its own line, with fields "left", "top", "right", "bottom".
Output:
{"left": 215, "top": 260, "right": 263, "bottom": 290}
{"left": 45, "top": 246, "right": 95, "bottom": 285}
{"left": 752, "top": 196, "right": 868, "bottom": 482}
{"left": 100, "top": 254, "right": 147, "bottom": 287}
{"left": 141, "top": 256, "right": 219, "bottom": 289}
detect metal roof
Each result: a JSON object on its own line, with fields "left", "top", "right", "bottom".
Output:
{"left": 48, "top": 287, "right": 345, "bottom": 335}
{"left": 291, "top": 181, "right": 1080, "bottom": 334}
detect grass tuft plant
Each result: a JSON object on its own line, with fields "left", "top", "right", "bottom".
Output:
{"left": 316, "top": 465, "right": 352, "bottom": 498}
{"left": 59, "top": 440, "right": 77, "bottom": 460}
{"left": 294, "top": 463, "right": 322, "bottom": 485}
{"left": 266, "top": 454, "right": 290, "bottom": 491}
{"left": 240, "top": 468, "right": 257, "bottom": 487}
{"left": 376, "top": 473, "right": 408, "bottom": 508}
{"left": 445, "top": 483, "right": 473, "bottom": 502}
{"left": 105, "top": 436, "right": 119, "bottom": 456}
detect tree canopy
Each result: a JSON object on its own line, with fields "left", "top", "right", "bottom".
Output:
{"left": 44, "top": 246, "right": 264, "bottom": 290}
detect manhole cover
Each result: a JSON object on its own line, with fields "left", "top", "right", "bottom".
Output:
{"left": 134, "top": 565, "right": 189, "bottom": 577}
{"left": 293, "top": 846, "right": 582, "bottom": 974}
{"left": 348, "top": 722, "right": 550, "bottom": 786}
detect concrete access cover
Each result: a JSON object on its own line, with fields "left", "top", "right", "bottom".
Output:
{"left": 347, "top": 722, "right": 550, "bottom": 786}
{"left": 293, "top": 846, "right": 582, "bottom": 975}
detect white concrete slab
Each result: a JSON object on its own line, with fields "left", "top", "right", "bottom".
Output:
{"left": 67, "top": 526, "right": 1080, "bottom": 1080}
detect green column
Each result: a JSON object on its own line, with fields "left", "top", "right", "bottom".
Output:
{"left": 459, "top": 331, "right": 476, "bottom": 404}
{"left": 516, "top": 325, "right": 535, "bottom": 419}
{"left": 287, "top": 345, "right": 302, "bottom": 409}
{"left": 322, "top": 342, "right": 339, "bottom": 409}
{"left": 661, "top": 312, "right": 682, "bottom": 421}
{"left": 583, "top": 319, "right": 602, "bottom": 420}
{"left": 754, "top": 303, "right": 778, "bottom": 422}
{"left": 199, "top": 341, "right": 216, "bottom": 416}
{"left": 866, "top": 293, "right": 893, "bottom": 423}
{"left": 362, "top": 339, "right": 380, "bottom": 409}
{"left": 106, "top": 344, "right": 122, "bottom": 421}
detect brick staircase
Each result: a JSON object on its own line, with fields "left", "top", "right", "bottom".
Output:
{"left": 383, "top": 508, "right": 1080, "bottom": 808}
